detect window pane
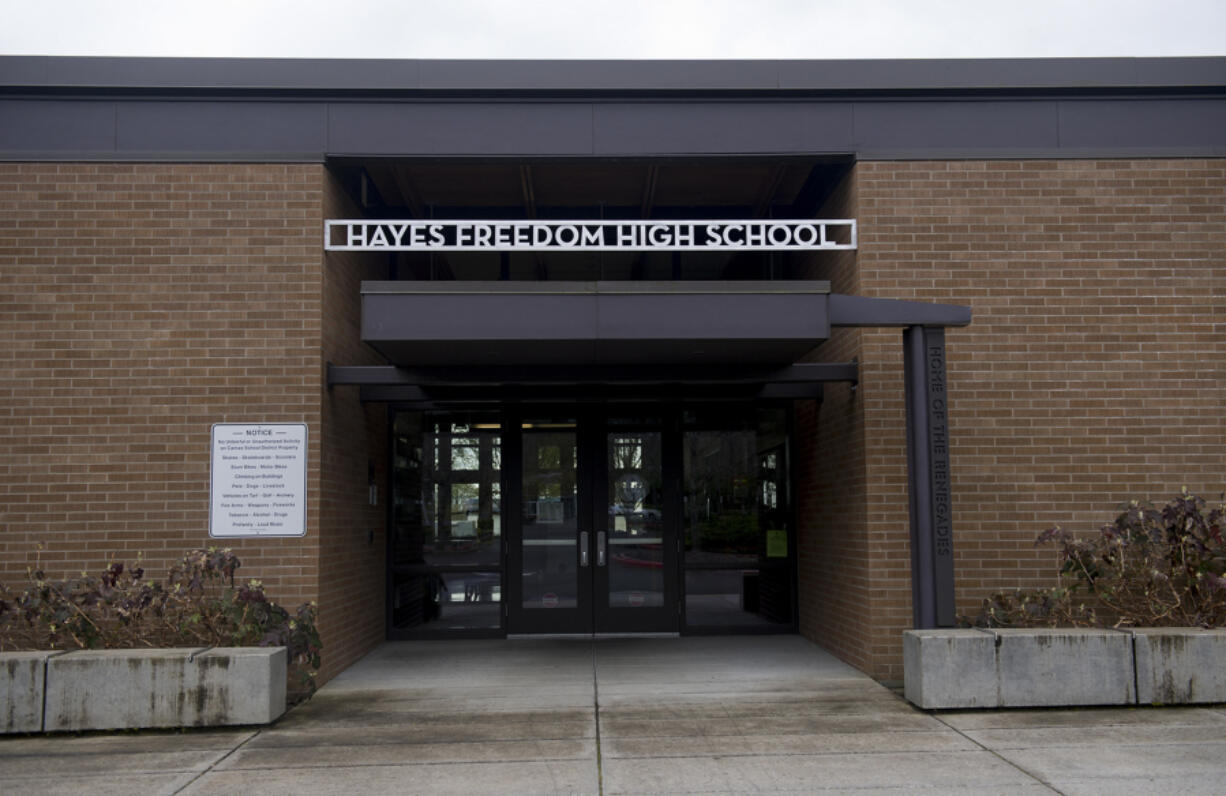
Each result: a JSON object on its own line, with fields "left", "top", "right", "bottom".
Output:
{"left": 392, "top": 413, "right": 502, "bottom": 568}
{"left": 390, "top": 571, "right": 501, "bottom": 631}
{"left": 685, "top": 568, "right": 791, "bottom": 627}
{"left": 683, "top": 430, "right": 760, "bottom": 564}
{"left": 608, "top": 432, "right": 664, "bottom": 609}
{"left": 522, "top": 429, "right": 579, "bottom": 610}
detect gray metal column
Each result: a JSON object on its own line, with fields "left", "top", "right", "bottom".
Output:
{"left": 903, "top": 326, "right": 956, "bottom": 628}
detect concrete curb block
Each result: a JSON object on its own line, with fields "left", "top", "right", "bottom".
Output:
{"left": 992, "top": 628, "right": 1135, "bottom": 707}
{"left": 1132, "top": 627, "right": 1226, "bottom": 705}
{"left": 2, "top": 646, "right": 286, "bottom": 733}
{"left": 0, "top": 651, "right": 63, "bottom": 733}
{"left": 902, "top": 629, "right": 996, "bottom": 709}
{"left": 904, "top": 628, "right": 1223, "bottom": 709}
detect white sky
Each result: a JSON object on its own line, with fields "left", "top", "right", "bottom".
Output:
{"left": 1, "top": 0, "right": 1224, "bottom": 59}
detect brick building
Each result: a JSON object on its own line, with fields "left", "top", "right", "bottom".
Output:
{"left": 1, "top": 57, "right": 1223, "bottom": 684}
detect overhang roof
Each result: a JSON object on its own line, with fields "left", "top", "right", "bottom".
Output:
{"left": 3, "top": 56, "right": 1224, "bottom": 96}
{"left": 3, "top": 57, "right": 1221, "bottom": 161}
{"left": 360, "top": 281, "right": 971, "bottom": 367}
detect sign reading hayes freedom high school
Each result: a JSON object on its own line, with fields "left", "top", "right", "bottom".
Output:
{"left": 210, "top": 424, "right": 308, "bottom": 538}
{"left": 326, "top": 219, "right": 856, "bottom": 252}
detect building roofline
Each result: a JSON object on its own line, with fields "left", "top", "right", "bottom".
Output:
{"left": 3, "top": 55, "right": 1224, "bottom": 97}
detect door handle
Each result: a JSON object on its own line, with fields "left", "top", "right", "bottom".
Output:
{"left": 580, "top": 531, "right": 589, "bottom": 567}
{"left": 597, "top": 531, "right": 606, "bottom": 567}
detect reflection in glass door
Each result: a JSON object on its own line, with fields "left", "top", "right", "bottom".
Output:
{"left": 681, "top": 407, "right": 794, "bottom": 630}
{"left": 603, "top": 432, "right": 665, "bottom": 609}
{"left": 521, "top": 428, "right": 581, "bottom": 611}
{"left": 389, "top": 406, "right": 794, "bottom": 638}
{"left": 508, "top": 414, "right": 679, "bottom": 634}
{"left": 388, "top": 415, "right": 503, "bottom": 637}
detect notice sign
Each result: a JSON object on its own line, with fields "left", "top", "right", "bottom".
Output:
{"left": 210, "top": 423, "right": 307, "bottom": 538}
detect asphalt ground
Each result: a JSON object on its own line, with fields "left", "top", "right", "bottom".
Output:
{"left": 2, "top": 636, "right": 1224, "bottom": 794}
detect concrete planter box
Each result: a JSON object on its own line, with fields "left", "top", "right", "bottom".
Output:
{"left": 903, "top": 629, "right": 997, "bottom": 709}
{"left": 2, "top": 646, "right": 286, "bottom": 733}
{"left": 904, "top": 627, "right": 1226, "bottom": 709}
{"left": 1133, "top": 628, "right": 1226, "bottom": 705}
{"left": 1, "top": 651, "right": 64, "bottom": 733}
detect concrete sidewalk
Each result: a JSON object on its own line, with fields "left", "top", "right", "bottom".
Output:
{"left": 1, "top": 636, "right": 1224, "bottom": 794}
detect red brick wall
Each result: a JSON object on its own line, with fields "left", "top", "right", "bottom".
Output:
{"left": 846, "top": 159, "right": 1226, "bottom": 681}
{"left": 6, "top": 157, "right": 1221, "bottom": 688}
{"left": 315, "top": 171, "right": 390, "bottom": 681}
{"left": 0, "top": 162, "right": 390, "bottom": 684}
{"left": 794, "top": 169, "right": 874, "bottom": 671}
{"left": 0, "top": 163, "right": 324, "bottom": 608}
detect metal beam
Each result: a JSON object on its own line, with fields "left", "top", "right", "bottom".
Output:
{"left": 390, "top": 167, "right": 425, "bottom": 219}
{"left": 358, "top": 382, "right": 824, "bottom": 404}
{"left": 329, "top": 362, "right": 857, "bottom": 388}
{"left": 630, "top": 165, "right": 660, "bottom": 279}
{"left": 518, "top": 164, "right": 548, "bottom": 279}
{"left": 640, "top": 165, "right": 658, "bottom": 218}
{"left": 519, "top": 165, "right": 537, "bottom": 218}
{"left": 904, "top": 325, "right": 956, "bottom": 628}
{"left": 830, "top": 294, "right": 971, "bottom": 328}
{"left": 753, "top": 164, "right": 787, "bottom": 218}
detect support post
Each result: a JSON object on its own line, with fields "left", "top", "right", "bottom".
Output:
{"left": 904, "top": 326, "right": 956, "bottom": 628}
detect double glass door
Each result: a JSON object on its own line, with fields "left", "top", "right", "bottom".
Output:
{"left": 387, "top": 405, "right": 795, "bottom": 638}
{"left": 507, "top": 412, "right": 678, "bottom": 634}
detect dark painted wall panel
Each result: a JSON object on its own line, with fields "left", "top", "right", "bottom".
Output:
{"left": 417, "top": 59, "right": 784, "bottom": 91}
{"left": 801, "top": 103, "right": 856, "bottom": 152}
{"left": 7, "top": 56, "right": 1225, "bottom": 92}
{"left": 363, "top": 293, "right": 599, "bottom": 341}
{"left": 597, "top": 294, "right": 829, "bottom": 340}
{"left": 1, "top": 95, "right": 1223, "bottom": 161}
{"left": 116, "top": 101, "right": 327, "bottom": 154}
{"left": 367, "top": 293, "right": 828, "bottom": 343}
{"left": 1057, "top": 99, "right": 1226, "bottom": 149}
{"left": 778, "top": 57, "right": 1226, "bottom": 90}
{"left": 853, "top": 100, "right": 1061, "bottom": 153}
{"left": 0, "top": 100, "right": 116, "bottom": 152}
{"left": 593, "top": 102, "right": 853, "bottom": 155}
{"left": 328, "top": 102, "right": 594, "bottom": 156}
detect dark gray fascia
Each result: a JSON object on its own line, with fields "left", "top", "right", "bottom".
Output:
{"left": 2, "top": 56, "right": 1224, "bottom": 96}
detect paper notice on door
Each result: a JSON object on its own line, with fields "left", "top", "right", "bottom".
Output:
{"left": 614, "top": 515, "right": 628, "bottom": 532}
{"left": 766, "top": 529, "right": 788, "bottom": 558}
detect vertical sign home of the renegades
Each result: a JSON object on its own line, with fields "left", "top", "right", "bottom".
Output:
{"left": 209, "top": 423, "right": 308, "bottom": 537}
{"left": 904, "top": 325, "right": 957, "bottom": 628}
{"left": 925, "top": 331, "right": 955, "bottom": 622}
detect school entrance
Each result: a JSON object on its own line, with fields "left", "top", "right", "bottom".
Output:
{"left": 332, "top": 272, "right": 968, "bottom": 640}
{"left": 384, "top": 402, "right": 795, "bottom": 637}
{"left": 324, "top": 160, "right": 970, "bottom": 640}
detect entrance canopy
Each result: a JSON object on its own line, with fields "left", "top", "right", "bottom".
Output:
{"left": 330, "top": 281, "right": 970, "bottom": 405}
{"left": 362, "top": 280, "right": 833, "bottom": 366}
{"left": 355, "top": 280, "right": 970, "bottom": 366}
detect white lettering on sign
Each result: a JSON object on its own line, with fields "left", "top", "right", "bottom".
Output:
{"left": 325, "top": 219, "right": 857, "bottom": 252}
{"left": 210, "top": 423, "right": 308, "bottom": 538}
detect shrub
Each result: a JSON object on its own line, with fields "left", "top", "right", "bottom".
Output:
{"left": 964, "top": 488, "right": 1226, "bottom": 629}
{"left": 0, "top": 547, "right": 322, "bottom": 701}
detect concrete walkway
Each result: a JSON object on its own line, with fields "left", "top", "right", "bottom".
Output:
{"left": 1, "top": 636, "right": 1224, "bottom": 794}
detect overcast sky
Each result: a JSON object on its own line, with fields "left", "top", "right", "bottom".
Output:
{"left": 2, "top": 0, "right": 1224, "bottom": 60}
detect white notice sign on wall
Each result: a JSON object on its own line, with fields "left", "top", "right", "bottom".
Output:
{"left": 210, "top": 423, "right": 307, "bottom": 538}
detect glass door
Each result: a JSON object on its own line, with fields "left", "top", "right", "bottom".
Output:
{"left": 507, "top": 411, "right": 679, "bottom": 634}
{"left": 510, "top": 418, "right": 592, "bottom": 633}
{"left": 594, "top": 421, "right": 679, "bottom": 632}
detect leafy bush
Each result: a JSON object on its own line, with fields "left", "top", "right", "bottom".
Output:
{"left": 964, "top": 489, "right": 1226, "bottom": 629}
{"left": 0, "top": 547, "right": 322, "bottom": 701}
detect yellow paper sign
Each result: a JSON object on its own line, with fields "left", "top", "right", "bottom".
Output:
{"left": 766, "top": 529, "right": 787, "bottom": 558}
